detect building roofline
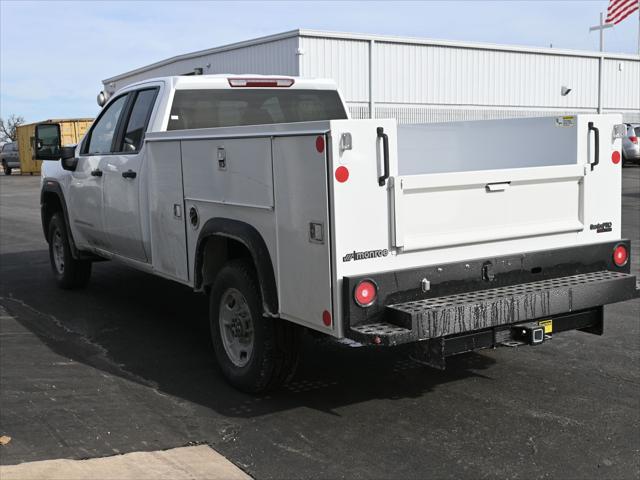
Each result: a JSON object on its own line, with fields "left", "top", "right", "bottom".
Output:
{"left": 103, "top": 28, "right": 639, "bottom": 85}
{"left": 102, "top": 29, "right": 302, "bottom": 84}
{"left": 297, "top": 29, "right": 640, "bottom": 60}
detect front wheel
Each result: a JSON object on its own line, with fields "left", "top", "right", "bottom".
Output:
{"left": 48, "top": 213, "right": 92, "bottom": 289}
{"left": 209, "top": 259, "right": 300, "bottom": 393}
{"left": 2, "top": 162, "right": 11, "bottom": 175}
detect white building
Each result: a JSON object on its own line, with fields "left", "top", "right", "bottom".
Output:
{"left": 103, "top": 29, "right": 640, "bottom": 123}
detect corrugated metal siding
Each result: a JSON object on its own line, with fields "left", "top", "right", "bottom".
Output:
{"left": 602, "top": 58, "right": 640, "bottom": 112}
{"left": 372, "top": 42, "right": 599, "bottom": 109}
{"left": 206, "top": 37, "right": 299, "bottom": 76}
{"left": 299, "top": 36, "right": 369, "bottom": 102}
{"left": 108, "top": 37, "right": 299, "bottom": 93}
{"left": 105, "top": 31, "right": 639, "bottom": 124}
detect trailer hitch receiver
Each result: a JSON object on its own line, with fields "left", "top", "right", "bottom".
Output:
{"left": 511, "top": 323, "right": 545, "bottom": 345}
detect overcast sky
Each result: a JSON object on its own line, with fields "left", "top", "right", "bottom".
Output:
{"left": 1, "top": 0, "right": 638, "bottom": 123}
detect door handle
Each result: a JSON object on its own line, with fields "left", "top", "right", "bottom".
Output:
{"left": 122, "top": 169, "right": 137, "bottom": 179}
{"left": 485, "top": 182, "right": 510, "bottom": 192}
{"left": 588, "top": 122, "right": 599, "bottom": 171}
{"left": 90, "top": 169, "right": 103, "bottom": 177}
{"left": 377, "top": 127, "right": 390, "bottom": 186}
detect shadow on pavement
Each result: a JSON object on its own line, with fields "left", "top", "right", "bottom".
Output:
{"left": 1, "top": 249, "right": 495, "bottom": 419}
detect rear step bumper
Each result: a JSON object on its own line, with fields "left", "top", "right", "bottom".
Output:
{"left": 349, "top": 270, "right": 639, "bottom": 346}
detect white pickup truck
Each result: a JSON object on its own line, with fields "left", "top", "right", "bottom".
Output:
{"left": 37, "top": 74, "right": 639, "bottom": 392}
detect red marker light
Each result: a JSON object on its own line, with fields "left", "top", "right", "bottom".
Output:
{"left": 335, "top": 166, "right": 349, "bottom": 183}
{"left": 322, "top": 310, "right": 332, "bottom": 326}
{"left": 315, "top": 136, "right": 325, "bottom": 153}
{"left": 612, "top": 151, "right": 621, "bottom": 164}
{"left": 354, "top": 280, "right": 377, "bottom": 307}
{"left": 613, "top": 244, "right": 628, "bottom": 267}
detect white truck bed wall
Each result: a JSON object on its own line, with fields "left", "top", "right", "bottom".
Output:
{"left": 328, "top": 115, "right": 622, "bottom": 337}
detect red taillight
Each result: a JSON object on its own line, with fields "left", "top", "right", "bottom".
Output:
{"left": 613, "top": 244, "right": 628, "bottom": 267}
{"left": 316, "top": 136, "right": 325, "bottom": 153}
{"left": 322, "top": 310, "right": 332, "bottom": 326}
{"left": 630, "top": 136, "right": 638, "bottom": 144}
{"left": 228, "top": 78, "right": 294, "bottom": 88}
{"left": 354, "top": 280, "right": 377, "bottom": 307}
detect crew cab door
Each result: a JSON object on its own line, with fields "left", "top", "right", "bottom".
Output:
{"left": 102, "top": 88, "right": 158, "bottom": 262}
{"left": 69, "top": 94, "right": 129, "bottom": 250}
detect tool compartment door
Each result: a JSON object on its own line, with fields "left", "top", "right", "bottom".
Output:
{"left": 272, "top": 135, "right": 333, "bottom": 331}
{"left": 146, "top": 140, "right": 189, "bottom": 282}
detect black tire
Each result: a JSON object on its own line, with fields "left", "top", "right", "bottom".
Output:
{"left": 209, "top": 259, "right": 300, "bottom": 393}
{"left": 48, "top": 213, "right": 92, "bottom": 289}
{"left": 3, "top": 162, "right": 11, "bottom": 175}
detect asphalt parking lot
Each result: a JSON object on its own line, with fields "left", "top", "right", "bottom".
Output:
{"left": 1, "top": 169, "right": 639, "bottom": 479}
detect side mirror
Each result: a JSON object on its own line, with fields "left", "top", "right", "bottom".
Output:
{"left": 60, "top": 146, "right": 78, "bottom": 171}
{"left": 35, "top": 123, "right": 61, "bottom": 160}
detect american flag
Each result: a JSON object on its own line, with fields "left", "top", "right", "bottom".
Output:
{"left": 605, "top": 0, "right": 639, "bottom": 25}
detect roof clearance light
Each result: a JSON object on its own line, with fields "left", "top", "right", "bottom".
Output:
{"left": 228, "top": 78, "right": 295, "bottom": 88}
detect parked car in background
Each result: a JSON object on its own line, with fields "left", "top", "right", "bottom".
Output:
{"left": 1, "top": 142, "right": 20, "bottom": 175}
{"left": 622, "top": 123, "right": 640, "bottom": 165}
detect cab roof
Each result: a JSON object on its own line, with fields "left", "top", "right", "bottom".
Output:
{"left": 121, "top": 74, "right": 339, "bottom": 93}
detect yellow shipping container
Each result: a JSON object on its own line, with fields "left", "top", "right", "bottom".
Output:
{"left": 16, "top": 118, "right": 93, "bottom": 175}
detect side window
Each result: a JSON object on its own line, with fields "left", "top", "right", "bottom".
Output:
{"left": 119, "top": 89, "right": 158, "bottom": 152}
{"left": 85, "top": 95, "right": 128, "bottom": 155}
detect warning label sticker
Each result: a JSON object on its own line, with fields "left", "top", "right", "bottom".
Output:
{"left": 555, "top": 116, "right": 576, "bottom": 127}
{"left": 538, "top": 319, "right": 553, "bottom": 334}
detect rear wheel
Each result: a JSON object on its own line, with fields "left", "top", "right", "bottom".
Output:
{"left": 209, "top": 259, "right": 299, "bottom": 393}
{"left": 48, "top": 213, "right": 92, "bottom": 289}
{"left": 2, "top": 161, "right": 11, "bottom": 175}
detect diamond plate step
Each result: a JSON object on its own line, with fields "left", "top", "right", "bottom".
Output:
{"left": 385, "top": 270, "right": 638, "bottom": 340}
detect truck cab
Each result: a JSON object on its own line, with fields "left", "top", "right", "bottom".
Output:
{"left": 38, "top": 74, "right": 639, "bottom": 393}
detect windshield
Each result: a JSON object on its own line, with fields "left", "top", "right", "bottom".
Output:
{"left": 168, "top": 89, "right": 347, "bottom": 130}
